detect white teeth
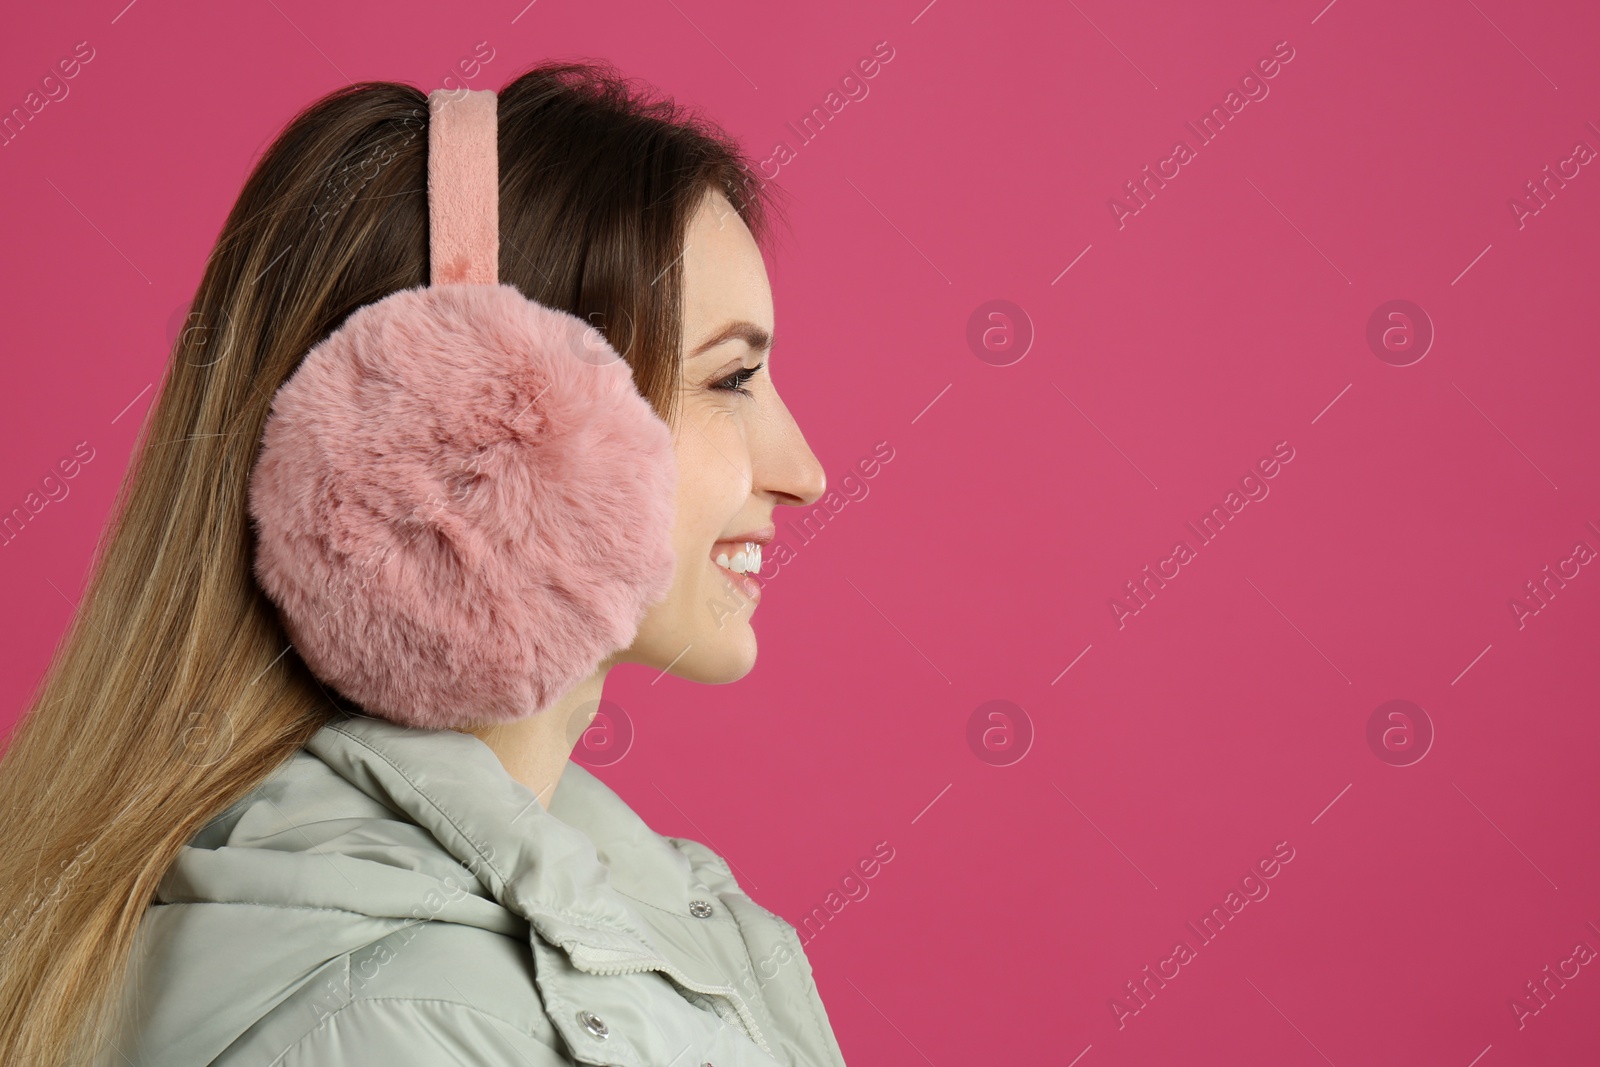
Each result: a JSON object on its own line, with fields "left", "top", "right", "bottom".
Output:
{"left": 715, "top": 542, "right": 762, "bottom": 575}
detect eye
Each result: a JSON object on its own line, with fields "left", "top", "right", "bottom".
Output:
{"left": 711, "top": 362, "right": 764, "bottom": 398}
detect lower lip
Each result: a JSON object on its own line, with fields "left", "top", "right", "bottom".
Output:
{"left": 714, "top": 559, "right": 763, "bottom": 604}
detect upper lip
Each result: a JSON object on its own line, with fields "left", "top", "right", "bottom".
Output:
{"left": 716, "top": 524, "right": 775, "bottom": 546}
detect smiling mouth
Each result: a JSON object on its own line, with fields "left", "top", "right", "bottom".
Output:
{"left": 712, "top": 541, "right": 762, "bottom": 575}
{"left": 710, "top": 541, "right": 764, "bottom": 604}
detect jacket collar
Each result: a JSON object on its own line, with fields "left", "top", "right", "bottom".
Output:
{"left": 304, "top": 713, "right": 732, "bottom": 987}
{"left": 543, "top": 746, "right": 711, "bottom": 911}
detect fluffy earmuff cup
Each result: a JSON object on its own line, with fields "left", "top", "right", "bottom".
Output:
{"left": 247, "top": 282, "right": 678, "bottom": 729}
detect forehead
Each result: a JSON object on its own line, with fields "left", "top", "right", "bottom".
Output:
{"left": 680, "top": 192, "right": 773, "bottom": 353}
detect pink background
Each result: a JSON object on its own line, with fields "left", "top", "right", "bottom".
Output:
{"left": 4, "top": 1, "right": 1599, "bottom": 1063}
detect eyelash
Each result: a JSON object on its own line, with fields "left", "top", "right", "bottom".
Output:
{"left": 712, "top": 362, "right": 764, "bottom": 397}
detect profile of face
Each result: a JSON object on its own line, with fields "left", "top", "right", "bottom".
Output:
{"left": 613, "top": 190, "right": 826, "bottom": 682}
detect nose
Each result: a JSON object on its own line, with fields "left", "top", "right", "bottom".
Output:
{"left": 760, "top": 391, "right": 826, "bottom": 509}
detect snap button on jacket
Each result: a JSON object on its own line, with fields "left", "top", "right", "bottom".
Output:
{"left": 107, "top": 714, "right": 849, "bottom": 1067}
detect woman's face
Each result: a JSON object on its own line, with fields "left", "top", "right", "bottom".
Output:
{"left": 617, "top": 190, "right": 826, "bottom": 681}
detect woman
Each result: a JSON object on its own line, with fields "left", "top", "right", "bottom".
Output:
{"left": 0, "top": 62, "right": 840, "bottom": 1066}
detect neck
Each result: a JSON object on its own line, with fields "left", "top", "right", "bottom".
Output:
{"left": 457, "top": 659, "right": 615, "bottom": 810}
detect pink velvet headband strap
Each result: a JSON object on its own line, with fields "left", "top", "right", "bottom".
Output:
{"left": 426, "top": 87, "right": 499, "bottom": 286}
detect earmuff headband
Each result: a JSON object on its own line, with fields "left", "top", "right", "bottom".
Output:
{"left": 427, "top": 88, "right": 499, "bottom": 286}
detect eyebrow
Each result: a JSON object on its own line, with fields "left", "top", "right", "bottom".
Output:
{"left": 688, "top": 320, "right": 773, "bottom": 359}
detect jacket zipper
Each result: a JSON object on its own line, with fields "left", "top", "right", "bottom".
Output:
{"left": 569, "top": 953, "right": 776, "bottom": 1059}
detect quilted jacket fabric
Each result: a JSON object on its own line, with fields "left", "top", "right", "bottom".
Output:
{"left": 105, "top": 713, "right": 849, "bottom": 1067}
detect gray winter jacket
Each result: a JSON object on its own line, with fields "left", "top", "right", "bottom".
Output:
{"left": 107, "top": 713, "right": 849, "bottom": 1066}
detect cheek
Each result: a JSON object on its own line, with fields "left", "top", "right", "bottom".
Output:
{"left": 669, "top": 416, "right": 751, "bottom": 561}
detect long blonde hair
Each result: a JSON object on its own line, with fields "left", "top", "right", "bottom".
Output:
{"left": 0, "top": 63, "right": 777, "bottom": 1066}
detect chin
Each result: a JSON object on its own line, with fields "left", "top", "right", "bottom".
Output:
{"left": 625, "top": 612, "right": 758, "bottom": 684}
{"left": 672, "top": 621, "right": 759, "bottom": 684}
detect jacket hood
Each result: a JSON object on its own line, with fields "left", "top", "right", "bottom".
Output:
{"left": 120, "top": 713, "right": 765, "bottom": 1066}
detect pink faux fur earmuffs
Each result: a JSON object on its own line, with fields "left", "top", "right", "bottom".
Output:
{"left": 246, "top": 87, "right": 678, "bottom": 729}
